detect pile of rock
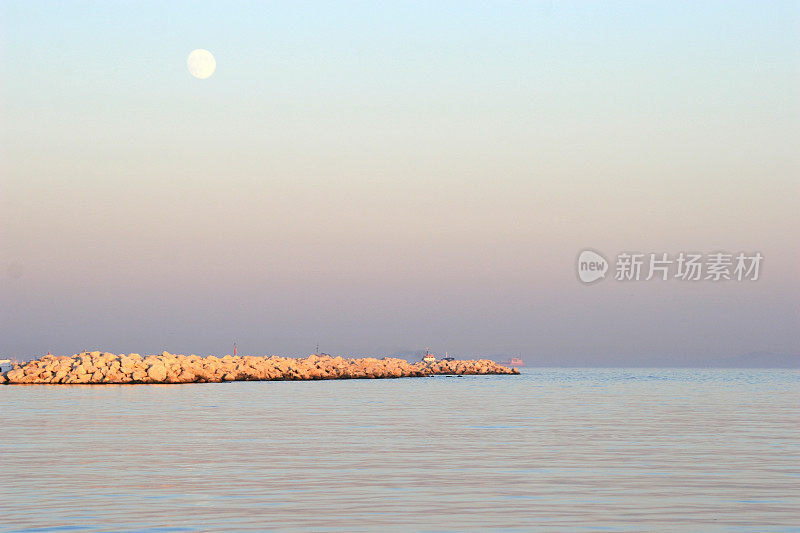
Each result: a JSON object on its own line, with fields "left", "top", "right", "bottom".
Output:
{"left": 0, "top": 351, "right": 519, "bottom": 385}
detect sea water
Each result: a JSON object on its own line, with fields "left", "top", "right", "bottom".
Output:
{"left": 1, "top": 368, "right": 798, "bottom": 532}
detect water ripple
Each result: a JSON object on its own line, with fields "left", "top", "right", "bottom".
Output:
{"left": 1, "top": 368, "right": 798, "bottom": 531}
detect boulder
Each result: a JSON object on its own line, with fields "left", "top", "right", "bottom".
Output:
{"left": 71, "top": 373, "right": 91, "bottom": 384}
{"left": 176, "top": 371, "right": 196, "bottom": 383}
{"left": 6, "top": 368, "right": 25, "bottom": 383}
{"left": 147, "top": 363, "right": 167, "bottom": 382}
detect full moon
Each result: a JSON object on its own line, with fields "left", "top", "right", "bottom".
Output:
{"left": 187, "top": 49, "right": 216, "bottom": 79}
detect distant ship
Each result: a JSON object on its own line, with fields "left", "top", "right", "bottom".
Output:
{"left": 497, "top": 357, "right": 524, "bottom": 367}
{"left": 422, "top": 349, "right": 436, "bottom": 363}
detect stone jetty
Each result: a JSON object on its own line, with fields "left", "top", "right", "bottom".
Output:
{"left": 0, "top": 351, "right": 519, "bottom": 385}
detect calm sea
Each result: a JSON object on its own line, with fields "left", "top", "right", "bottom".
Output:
{"left": 1, "top": 368, "right": 798, "bottom": 532}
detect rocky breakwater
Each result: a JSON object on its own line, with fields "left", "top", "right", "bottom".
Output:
{"left": 0, "top": 351, "right": 519, "bottom": 385}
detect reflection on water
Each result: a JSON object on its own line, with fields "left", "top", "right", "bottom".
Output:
{"left": 1, "top": 368, "right": 798, "bottom": 532}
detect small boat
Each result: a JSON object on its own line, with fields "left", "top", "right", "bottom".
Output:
{"left": 440, "top": 351, "right": 455, "bottom": 362}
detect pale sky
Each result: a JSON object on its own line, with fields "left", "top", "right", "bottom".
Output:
{"left": 1, "top": 1, "right": 798, "bottom": 364}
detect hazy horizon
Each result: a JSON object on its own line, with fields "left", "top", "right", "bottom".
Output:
{"left": 2, "top": 1, "right": 798, "bottom": 364}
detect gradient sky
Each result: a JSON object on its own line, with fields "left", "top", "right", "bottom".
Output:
{"left": 1, "top": 1, "right": 798, "bottom": 364}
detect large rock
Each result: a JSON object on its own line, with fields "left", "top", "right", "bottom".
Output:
{"left": 5, "top": 368, "right": 25, "bottom": 383}
{"left": 146, "top": 363, "right": 167, "bottom": 382}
